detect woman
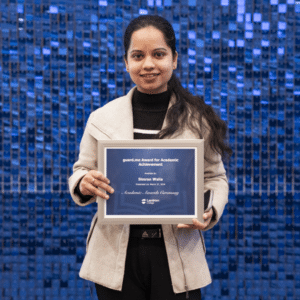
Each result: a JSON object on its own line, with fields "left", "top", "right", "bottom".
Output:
{"left": 69, "top": 15, "right": 232, "bottom": 300}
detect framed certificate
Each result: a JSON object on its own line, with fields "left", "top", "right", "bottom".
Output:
{"left": 97, "top": 140, "right": 204, "bottom": 224}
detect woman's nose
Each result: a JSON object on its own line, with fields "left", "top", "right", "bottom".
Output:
{"left": 142, "top": 55, "right": 155, "bottom": 69}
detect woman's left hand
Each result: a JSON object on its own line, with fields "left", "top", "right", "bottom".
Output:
{"left": 177, "top": 208, "right": 213, "bottom": 230}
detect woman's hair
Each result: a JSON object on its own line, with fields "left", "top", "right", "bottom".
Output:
{"left": 124, "top": 15, "right": 232, "bottom": 161}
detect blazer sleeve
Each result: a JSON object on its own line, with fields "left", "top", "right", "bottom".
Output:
{"left": 68, "top": 113, "right": 98, "bottom": 206}
{"left": 201, "top": 133, "right": 229, "bottom": 231}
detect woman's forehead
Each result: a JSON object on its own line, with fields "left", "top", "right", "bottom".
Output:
{"left": 129, "top": 26, "right": 169, "bottom": 50}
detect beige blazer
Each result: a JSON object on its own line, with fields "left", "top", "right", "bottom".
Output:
{"left": 68, "top": 86, "right": 229, "bottom": 294}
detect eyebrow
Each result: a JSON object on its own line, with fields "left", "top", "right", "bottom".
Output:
{"left": 130, "top": 48, "right": 167, "bottom": 53}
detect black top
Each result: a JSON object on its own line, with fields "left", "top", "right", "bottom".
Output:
{"left": 131, "top": 88, "right": 171, "bottom": 230}
{"left": 132, "top": 88, "right": 170, "bottom": 139}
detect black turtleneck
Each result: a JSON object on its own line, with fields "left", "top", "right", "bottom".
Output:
{"left": 131, "top": 88, "right": 171, "bottom": 230}
{"left": 132, "top": 88, "right": 171, "bottom": 139}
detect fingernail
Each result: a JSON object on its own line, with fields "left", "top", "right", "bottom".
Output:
{"left": 204, "top": 214, "right": 207, "bottom": 218}
{"left": 110, "top": 188, "right": 114, "bottom": 193}
{"left": 105, "top": 195, "right": 109, "bottom": 200}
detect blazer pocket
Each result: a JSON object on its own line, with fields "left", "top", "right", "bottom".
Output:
{"left": 86, "top": 214, "right": 98, "bottom": 252}
{"left": 199, "top": 230, "right": 206, "bottom": 254}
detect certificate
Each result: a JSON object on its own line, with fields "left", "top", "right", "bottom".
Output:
{"left": 97, "top": 140, "right": 204, "bottom": 224}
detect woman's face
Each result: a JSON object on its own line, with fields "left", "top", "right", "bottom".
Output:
{"left": 124, "top": 26, "right": 178, "bottom": 94}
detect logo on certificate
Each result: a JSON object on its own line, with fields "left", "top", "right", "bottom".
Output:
{"left": 141, "top": 199, "right": 160, "bottom": 205}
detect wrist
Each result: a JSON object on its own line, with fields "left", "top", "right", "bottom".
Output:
{"left": 78, "top": 178, "right": 83, "bottom": 193}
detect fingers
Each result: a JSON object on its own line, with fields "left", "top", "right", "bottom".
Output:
{"left": 203, "top": 208, "right": 213, "bottom": 226}
{"left": 177, "top": 219, "right": 205, "bottom": 230}
{"left": 93, "top": 176, "right": 114, "bottom": 194}
{"left": 177, "top": 223, "right": 195, "bottom": 229}
{"left": 92, "top": 170, "right": 110, "bottom": 185}
{"left": 204, "top": 208, "right": 213, "bottom": 219}
{"left": 177, "top": 219, "right": 199, "bottom": 229}
{"left": 79, "top": 170, "right": 114, "bottom": 199}
{"left": 177, "top": 215, "right": 212, "bottom": 230}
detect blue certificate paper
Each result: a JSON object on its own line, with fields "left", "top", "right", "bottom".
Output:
{"left": 97, "top": 140, "right": 204, "bottom": 224}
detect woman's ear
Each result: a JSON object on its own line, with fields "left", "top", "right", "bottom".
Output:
{"left": 124, "top": 55, "right": 129, "bottom": 72}
{"left": 173, "top": 51, "right": 178, "bottom": 70}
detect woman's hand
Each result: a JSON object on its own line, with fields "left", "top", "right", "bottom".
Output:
{"left": 177, "top": 208, "right": 213, "bottom": 230}
{"left": 79, "top": 170, "right": 114, "bottom": 200}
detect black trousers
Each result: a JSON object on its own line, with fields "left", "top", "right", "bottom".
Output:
{"left": 94, "top": 233, "right": 201, "bottom": 300}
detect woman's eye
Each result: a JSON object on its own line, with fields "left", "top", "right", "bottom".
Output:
{"left": 132, "top": 54, "right": 143, "bottom": 59}
{"left": 131, "top": 52, "right": 165, "bottom": 59}
{"left": 155, "top": 52, "right": 165, "bottom": 58}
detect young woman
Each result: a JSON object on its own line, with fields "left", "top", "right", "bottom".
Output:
{"left": 69, "top": 15, "right": 232, "bottom": 300}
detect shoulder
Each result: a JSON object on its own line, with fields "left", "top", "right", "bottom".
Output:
{"left": 88, "top": 87, "right": 136, "bottom": 122}
{"left": 90, "top": 95, "right": 128, "bottom": 119}
{"left": 84, "top": 87, "right": 136, "bottom": 139}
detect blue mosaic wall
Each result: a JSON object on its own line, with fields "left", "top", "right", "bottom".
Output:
{"left": 0, "top": 0, "right": 299, "bottom": 299}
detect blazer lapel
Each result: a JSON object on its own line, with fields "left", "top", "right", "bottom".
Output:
{"left": 88, "top": 86, "right": 197, "bottom": 141}
{"left": 89, "top": 87, "right": 136, "bottom": 140}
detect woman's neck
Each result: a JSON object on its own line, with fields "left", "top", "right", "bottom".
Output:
{"left": 132, "top": 88, "right": 171, "bottom": 110}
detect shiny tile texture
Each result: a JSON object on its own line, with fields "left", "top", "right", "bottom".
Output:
{"left": 0, "top": 0, "right": 299, "bottom": 299}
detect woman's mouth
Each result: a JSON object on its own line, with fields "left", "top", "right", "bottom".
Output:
{"left": 140, "top": 73, "right": 160, "bottom": 78}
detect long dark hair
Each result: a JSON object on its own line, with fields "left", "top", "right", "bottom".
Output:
{"left": 124, "top": 15, "right": 232, "bottom": 161}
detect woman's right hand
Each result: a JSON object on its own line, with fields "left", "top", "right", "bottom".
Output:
{"left": 79, "top": 170, "right": 114, "bottom": 200}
